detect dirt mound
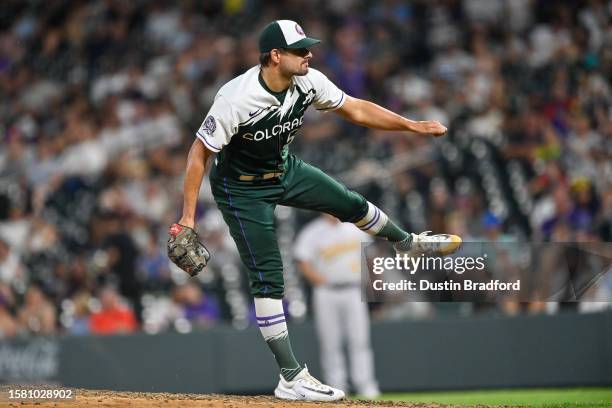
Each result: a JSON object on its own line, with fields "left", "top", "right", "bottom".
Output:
{"left": 2, "top": 389, "right": 513, "bottom": 408}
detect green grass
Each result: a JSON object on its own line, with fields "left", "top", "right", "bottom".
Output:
{"left": 377, "top": 388, "right": 612, "bottom": 407}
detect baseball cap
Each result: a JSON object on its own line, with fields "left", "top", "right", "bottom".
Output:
{"left": 258, "top": 20, "right": 321, "bottom": 53}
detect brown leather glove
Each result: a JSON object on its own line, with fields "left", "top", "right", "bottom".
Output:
{"left": 167, "top": 223, "right": 210, "bottom": 277}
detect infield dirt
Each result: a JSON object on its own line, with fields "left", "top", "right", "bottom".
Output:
{"left": 3, "top": 389, "right": 518, "bottom": 408}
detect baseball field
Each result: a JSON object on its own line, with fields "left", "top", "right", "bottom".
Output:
{"left": 5, "top": 388, "right": 611, "bottom": 408}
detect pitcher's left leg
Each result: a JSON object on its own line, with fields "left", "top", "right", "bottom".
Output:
{"left": 279, "top": 157, "right": 461, "bottom": 255}
{"left": 279, "top": 157, "right": 399, "bottom": 238}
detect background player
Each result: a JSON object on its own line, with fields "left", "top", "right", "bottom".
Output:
{"left": 295, "top": 213, "right": 380, "bottom": 398}
{"left": 168, "top": 20, "right": 462, "bottom": 401}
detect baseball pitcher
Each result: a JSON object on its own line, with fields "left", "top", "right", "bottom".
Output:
{"left": 168, "top": 20, "right": 462, "bottom": 401}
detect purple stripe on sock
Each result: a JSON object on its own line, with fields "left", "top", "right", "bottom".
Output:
{"left": 360, "top": 207, "right": 380, "bottom": 230}
{"left": 223, "top": 177, "right": 268, "bottom": 294}
{"left": 360, "top": 207, "right": 380, "bottom": 231}
{"left": 257, "top": 313, "right": 285, "bottom": 321}
{"left": 258, "top": 318, "right": 286, "bottom": 328}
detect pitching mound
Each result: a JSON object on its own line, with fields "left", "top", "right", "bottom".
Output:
{"left": 5, "top": 389, "right": 510, "bottom": 408}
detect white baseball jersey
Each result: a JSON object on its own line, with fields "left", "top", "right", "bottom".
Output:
{"left": 196, "top": 65, "right": 345, "bottom": 176}
{"left": 294, "top": 218, "right": 372, "bottom": 285}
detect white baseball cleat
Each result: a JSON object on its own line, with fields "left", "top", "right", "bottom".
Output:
{"left": 274, "top": 365, "right": 345, "bottom": 401}
{"left": 395, "top": 231, "right": 462, "bottom": 257}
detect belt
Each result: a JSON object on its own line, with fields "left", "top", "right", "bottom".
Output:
{"left": 238, "top": 172, "right": 283, "bottom": 181}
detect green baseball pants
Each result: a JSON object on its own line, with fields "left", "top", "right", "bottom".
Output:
{"left": 210, "top": 154, "right": 368, "bottom": 299}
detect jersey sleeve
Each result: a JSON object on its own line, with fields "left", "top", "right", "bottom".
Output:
{"left": 195, "top": 95, "right": 236, "bottom": 152}
{"left": 309, "top": 69, "right": 346, "bottom": 111}
{"left": 294, "top": 225, "right": 318, "bottom": 262}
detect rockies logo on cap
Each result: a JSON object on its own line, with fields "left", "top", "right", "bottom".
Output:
{"left": 258, "top": 20, "right": 321, "bottom": 53}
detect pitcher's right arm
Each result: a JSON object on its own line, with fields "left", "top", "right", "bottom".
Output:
{"left": 178, "top": 139, "right": 214, "bottom": 229}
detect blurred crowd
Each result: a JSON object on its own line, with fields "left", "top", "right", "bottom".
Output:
{"left": 0, "top": 0, "right": 610, "bottom": 339}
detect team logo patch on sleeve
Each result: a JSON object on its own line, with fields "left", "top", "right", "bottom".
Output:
{"left": 201, "top": 115, "right": 217, "bottom": 136}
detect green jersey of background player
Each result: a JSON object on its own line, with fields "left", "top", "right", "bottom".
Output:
{"left": 169, "top": 20, "right": 462, "bottom": 402}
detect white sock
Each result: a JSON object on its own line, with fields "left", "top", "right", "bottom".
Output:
{"left": 354, "top": 201, "right": 389, "bottom": 236}
{"left": 254, "top": 298, "right": 302, "bottom": 381}
{"left": 254, "top": 297, "right": 288, "bottom": 341}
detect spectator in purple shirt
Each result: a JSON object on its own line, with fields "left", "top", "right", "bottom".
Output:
{"left": 172, "top": 282, "right": 220, "bottom": 328}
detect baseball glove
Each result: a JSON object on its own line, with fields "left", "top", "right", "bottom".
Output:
{"left": 167, "top": 223, "right": 210, "bottom": 276}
